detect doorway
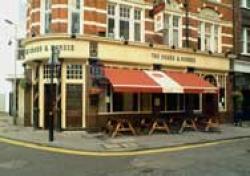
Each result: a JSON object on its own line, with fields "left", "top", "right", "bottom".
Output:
{"left": 44, "top": 84, "right": 56, "bottom": 129}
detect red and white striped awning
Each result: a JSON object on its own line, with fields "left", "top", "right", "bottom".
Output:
{"left": 104, "top": 67, "right": 217, "bottom": 94}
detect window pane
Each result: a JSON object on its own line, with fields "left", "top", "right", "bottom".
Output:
{"left": 120, "top": 20, "right": 129, "bottom": 40}
{"left": 134, "top": 9, "right": 141, "bottom": 20}
{"left": 247, "top": 0, "right": 250, "bottom": 7}
{"left": 185, "top": 94, "right": 200, "bottom": 110}
{"left": 140, "top": 94, "right": 152, "bottom": 111}
{"left": 134, "top": 23, "right": 141, "bottom": 41}
{"left": 71, "top": 12, "right": 80, "bottom": 34}
{"left": 173, "top": 16, "right": 179, "bottom": 27}
{"left": 163, "top": 30, "right": 169, "bottom": 45}
{"left": 108, "top": 4, "right": 115, "bottom": 15}
{"left": 166, "top": 94, "right": 178, "bottom": 111}
{"left": 173, "top": 29, "right": 179, "bottom": 47}
{"left": 205, "top": 35, "right": 211, "bottom": 51}
{"left": 120, "top": 6, "right": 130, "bottom": 18}
{"left": 45, "top": 0, "right": 51, "bottom": 10}
{"left": 45, "top": 13, "right": 51, "bottom": 33}
{"left": 113, "top": 93, "right": 137, "bottom": 111}
{"left": 108, "top": 18, "right": 115, "bottom": 37}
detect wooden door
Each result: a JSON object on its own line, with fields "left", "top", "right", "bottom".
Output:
{"left": 66, "top": 84, "right": 82, "bottom": 128}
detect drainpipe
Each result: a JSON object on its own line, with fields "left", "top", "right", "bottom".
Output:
{"left": 184, "top": 0, "right": 189, "bottom": 48}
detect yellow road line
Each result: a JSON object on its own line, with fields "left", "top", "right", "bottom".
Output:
{"left": 0, "top": 137, "right": 238, "bottom": 157}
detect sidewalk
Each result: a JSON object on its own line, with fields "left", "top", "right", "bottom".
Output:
{"left": 1, "top": 114, "right": 250, "bottom": 152}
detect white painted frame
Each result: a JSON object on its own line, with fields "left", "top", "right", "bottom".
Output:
{"left": 68, "top": 0, "right": 84, "bottom": 35}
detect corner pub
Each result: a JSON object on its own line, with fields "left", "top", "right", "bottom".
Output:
{"left": 22, "top": 0, "right": 233, "bottom": 133}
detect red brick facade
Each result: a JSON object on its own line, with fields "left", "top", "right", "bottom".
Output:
{"left": 26, "top": 0, "right": 233, "bottom": 53}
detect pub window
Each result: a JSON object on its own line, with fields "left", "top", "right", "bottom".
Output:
{"left": 140, "top": 93, "right": 152, "bottom": 111}
{"left": 44, "top": 0, "right": 52, "bottom": 34}
{"left": 43, "top": 64, "right": 59, "bottom": 79}
{"left": 166, "top": 94, "right": 185, "bottom": 111}
{"left": 66, "top": 64, "right": 82, "bottom": 79}
{"left": 89, "top": 42, "right": 98, "bottom": 58}
{"left": 113, "top": 93, "right": 138, "bottom": 112}
{"left": 69, "top": 0, "right": 82, "bottom": 34}
{"left": 185, "top": 94, "right": 201, "bottom": 111}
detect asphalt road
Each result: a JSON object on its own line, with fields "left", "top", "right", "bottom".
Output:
{"left": 0, "top": 138, "right": 250, "bottom": 176}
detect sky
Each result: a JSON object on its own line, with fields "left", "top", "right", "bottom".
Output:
{"left": 0, "top": 0, "right": 26, "bottom": 111}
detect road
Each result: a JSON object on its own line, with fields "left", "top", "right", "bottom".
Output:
{"left": 0, "top": 138, "right": 250, "bottom": 176}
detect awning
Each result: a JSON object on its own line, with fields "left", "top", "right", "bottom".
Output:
{"left": 164, "top": 71, "right": 218, "bottom": 94}
{"left": 104, "top": 67, "right": 218, "bottom": 94}
{"left": 103, "top": 67, "right": 162, "bottom": 93}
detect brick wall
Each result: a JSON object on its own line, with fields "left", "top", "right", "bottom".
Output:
{"left": 26, "top": 0, "right": 233, "bottom": 53}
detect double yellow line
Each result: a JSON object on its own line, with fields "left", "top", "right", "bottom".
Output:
{"left": 0, "top": 136, "right": 239, "bottom": 157}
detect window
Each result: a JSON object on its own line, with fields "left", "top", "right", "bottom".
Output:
{"left": 107, "top": 4, "right": 115, "bottom": 38}
{"left": 66, "top": 64, "right": 82, "bottom": 79}
{"left": 107, "top": 3, "right": 144, "bottom": 42}
{"left": 241, "top": 0, "right": 250, "bottom": 8}
{"left": 119, "top": 5, "right": 130, "bottom": 40}
{"left": 89, "top": 42, "right": 98, "bottom": 58}
{"left": 134, "top": 9, "right": 141, "bottom": 41}
{"left": 43, "top": 64, "right": 60, "bottom": 79}
{"left": 113, "top": 93, "right": 138, "bottom": 112}
{"left": 44, "top": 0, "right": 52, "bottom": 34}
{"left": 199, "top": 22, "right": 220, "bottom": 53}
{"left": 166, "top": 94, "right": 185, "bottom": 111}
{"left": 140, "top": 94, "right": 152, "bottom": 111}
{"left": 69, "top": 0, "right": 82, "bottom": 34}
{"left": 163, "top": 14, "right": 181, "bottom": 48}
{"left": 242, "top": 28, "right": 250, "bottom": 54}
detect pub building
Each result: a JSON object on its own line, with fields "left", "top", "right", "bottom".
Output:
{"left": 22, "top": 0, "right": 233, "bottom": 131}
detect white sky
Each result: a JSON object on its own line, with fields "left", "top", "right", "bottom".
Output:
{"left": 0, "top": 0, "right": 26, "bottom": 111}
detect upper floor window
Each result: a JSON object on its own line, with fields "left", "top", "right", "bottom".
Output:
{"left": 198, "top": 22, "right": 220, "bottom": 53}
{"left": 163, "top": 14, "right": 182, "bottom": 48}
{"left": 107, "top": 3, "right": 144, "bottom": 42}
{"left": 44, "top": 0, "right": 52, "bottom": 34}
{"left": 241, "top": 0, "right": 250, "bottom": 8}
{"left": 119, "top": 5, "right": 130, "bottom": 40}
{"left": 69, "top": 0, "right": 82, "bottom": 34}
{"left": 242, "top": 28, "right": 250, "bottom": 54}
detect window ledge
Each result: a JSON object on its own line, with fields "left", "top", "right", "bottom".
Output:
{"left": 240, "top": 53, "right": 250, "bottom": 57}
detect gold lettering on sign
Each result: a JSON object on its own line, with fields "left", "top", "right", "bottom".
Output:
{"left": 151, "top": 53, "right": 196, "bottom": 63}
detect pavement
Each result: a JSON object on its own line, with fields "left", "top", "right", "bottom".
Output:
{"left": 1, "top": 113, "right": 250, "bottom": 153}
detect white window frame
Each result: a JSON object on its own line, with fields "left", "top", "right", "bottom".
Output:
{"left": 242, "top": 27, "right": 250, "bottom": 54}
{"left": 241, "top": 0, "right": 250, "bottom": 9}
{"left": 163, "top": 14, "right": 182, "bottom": 48}
{"left": 68, "top": 0, "right": 83, "bottom": 35}
{"left": 40, "top": 0, "right": 52, "bottom": 34}
{"left": 106, "top": 3, "right": 145, "bottom": 42}
{"left": 199, "top": 21, "right": 221, "bottom": 53}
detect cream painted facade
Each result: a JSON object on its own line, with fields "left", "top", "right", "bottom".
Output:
{"left": 23, "top": 35, "right": 230, "bottom": 129}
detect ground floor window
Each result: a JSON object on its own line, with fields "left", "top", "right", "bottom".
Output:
{"left": 98, "top": 87, "right": 202, "bottom": 113}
